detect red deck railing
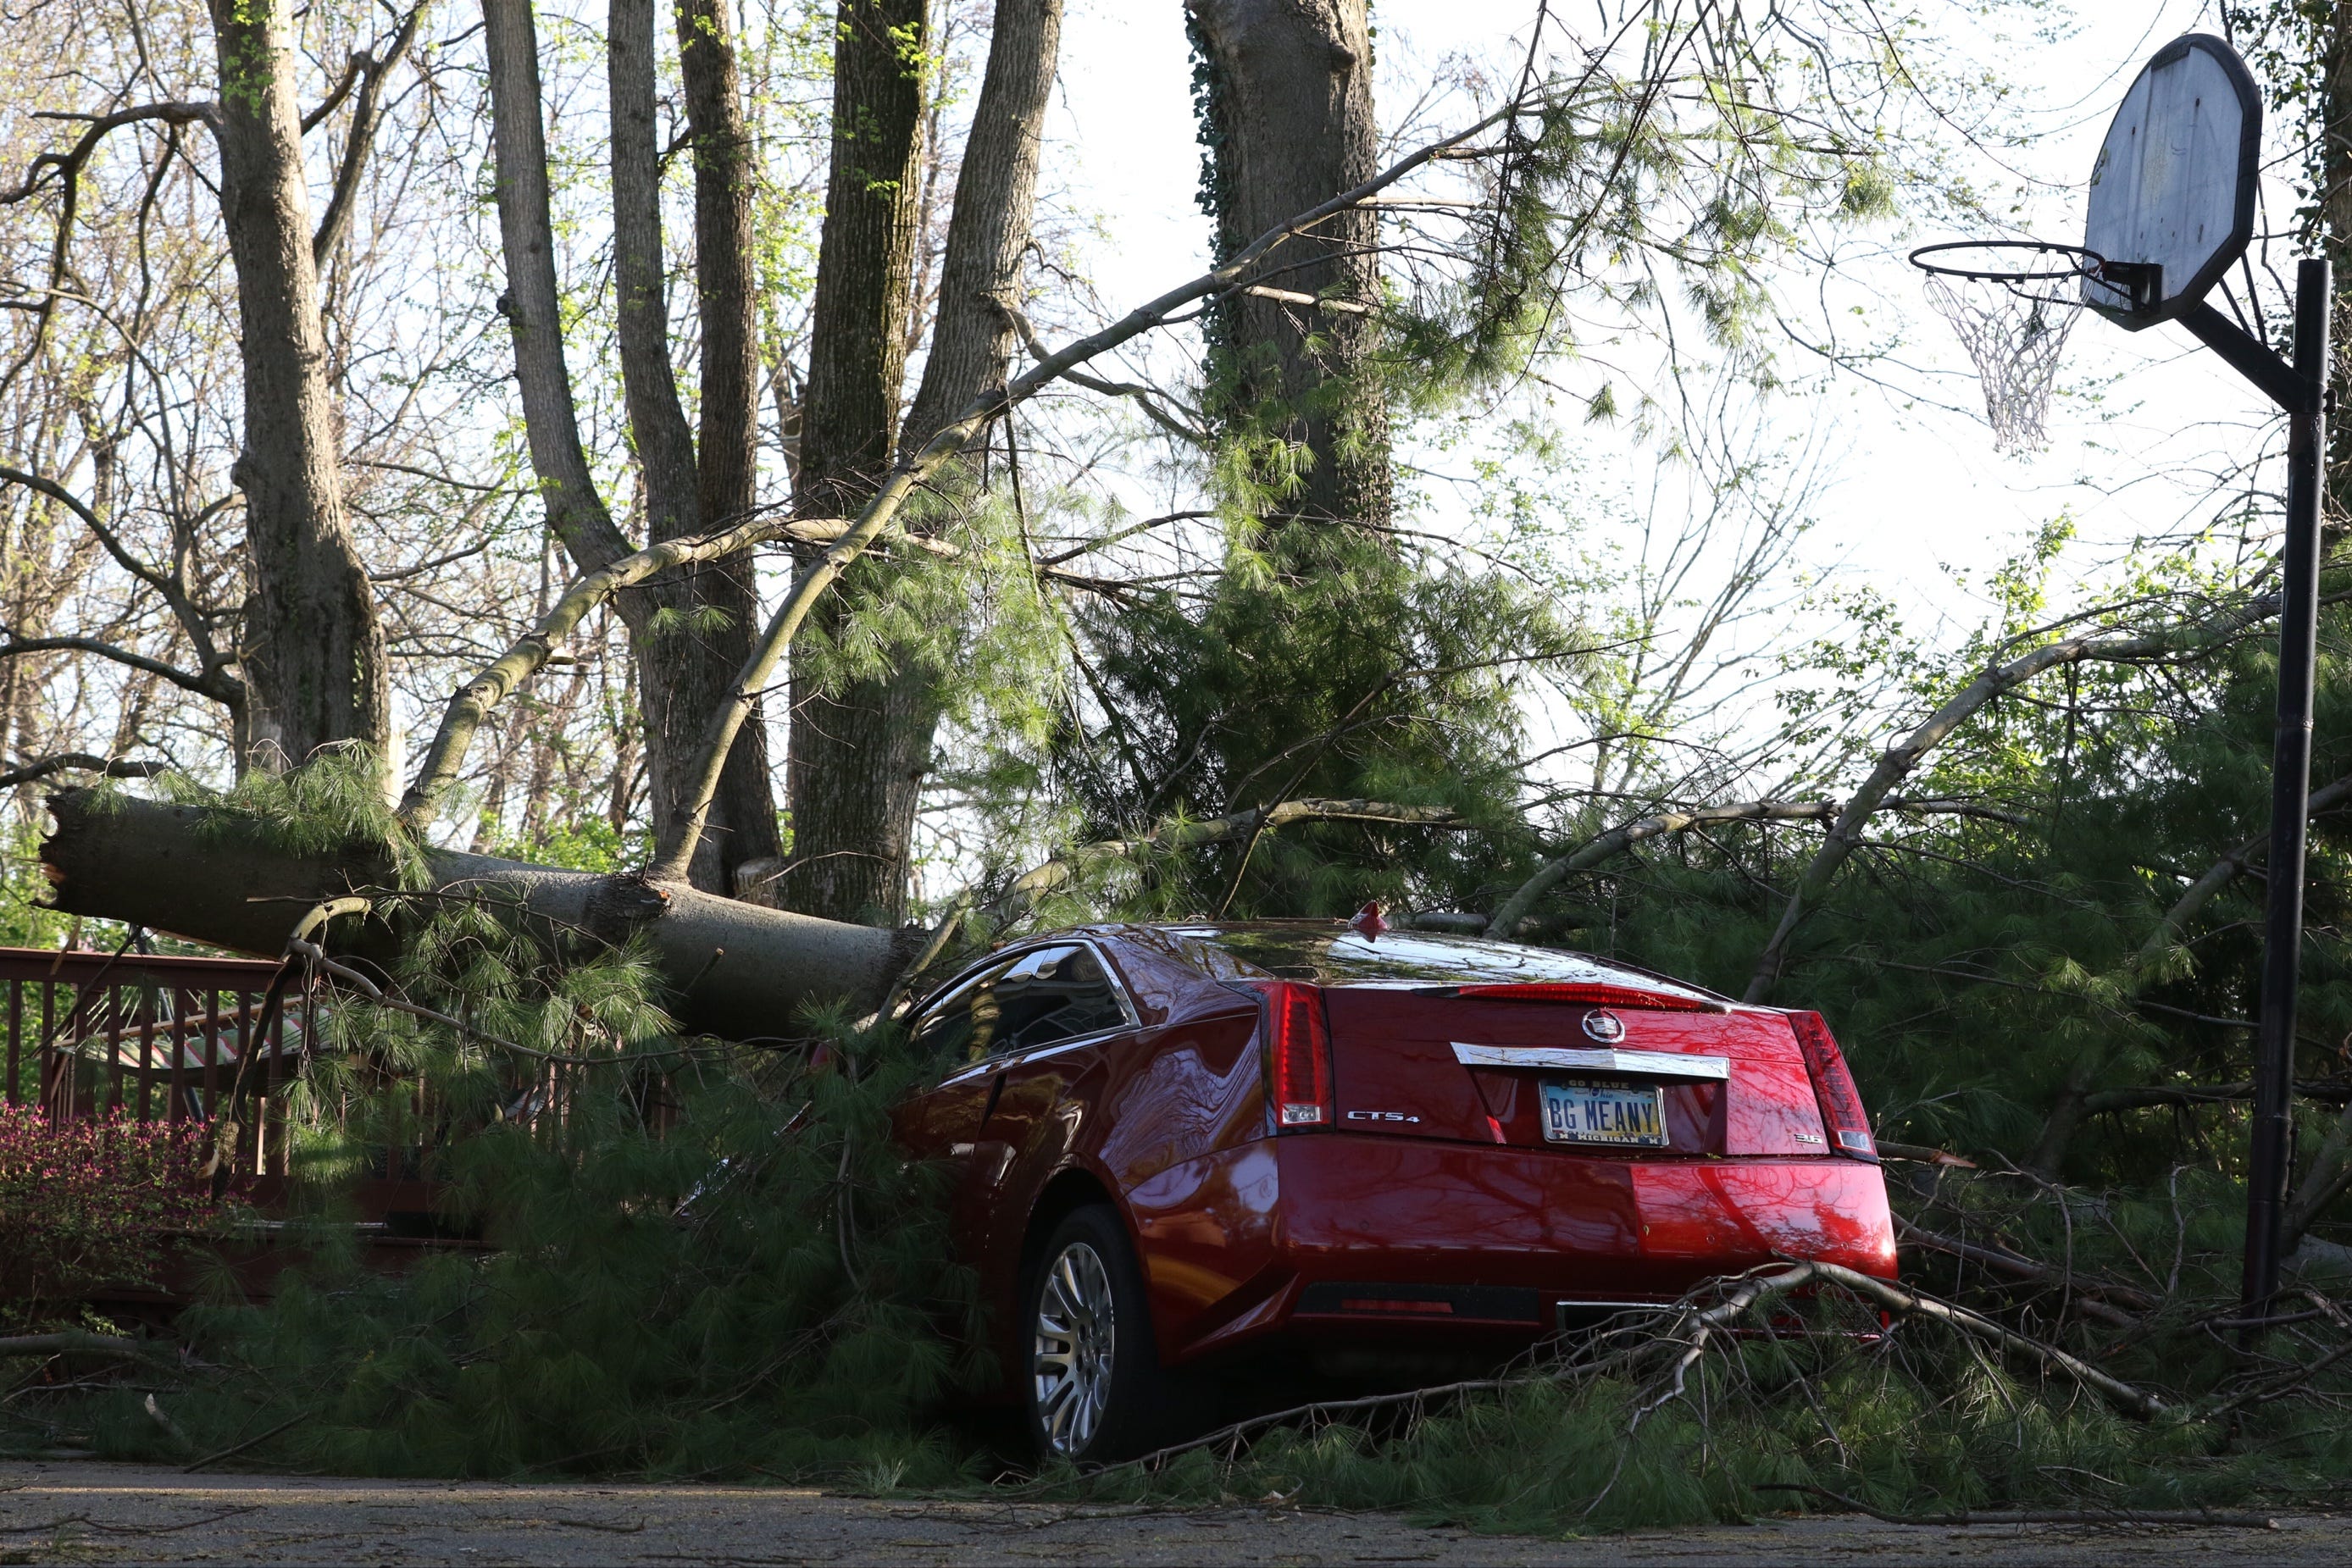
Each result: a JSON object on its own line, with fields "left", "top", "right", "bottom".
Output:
{"left": 3, "top": 945, "right": 303, "bottom": 1177}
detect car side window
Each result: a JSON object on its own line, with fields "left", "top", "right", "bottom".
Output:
{"left": 910, "top": 945, "right": 1129, "bottom": 1066}
{"left": 908, "top": 956, "right": 1015, "bottom": 1063}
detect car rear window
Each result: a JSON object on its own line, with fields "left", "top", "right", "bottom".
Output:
{"left": 1163, "top": 925, "right": 1723, "bottom": 1000}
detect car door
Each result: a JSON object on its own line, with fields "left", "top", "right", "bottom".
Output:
{"left": 897, "top": 944, "right": 1140, "bottom": 1316}
{"left": 895, "top": 952, "right": 1022, "bottom": 1233}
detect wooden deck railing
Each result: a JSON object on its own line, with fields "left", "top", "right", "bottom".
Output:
{"left": 2, "top": 945, "right": 303, "bottom": 1176}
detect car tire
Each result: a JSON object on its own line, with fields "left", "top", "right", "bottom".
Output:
{"left": 1018, "top": 1203, "right": 1175, "bottom": 1465}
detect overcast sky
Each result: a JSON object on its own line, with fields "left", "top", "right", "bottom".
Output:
{"left": 1036, "top": 1, "right": 2283, "bottom": 662}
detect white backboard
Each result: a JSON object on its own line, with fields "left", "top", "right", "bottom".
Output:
{"left": 2082, "top": 33, "right": 2260, "bottom": 330}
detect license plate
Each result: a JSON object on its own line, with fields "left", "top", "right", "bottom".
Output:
{"left": 1541, "top": 1078, "right": 1667, "bottom": 1147}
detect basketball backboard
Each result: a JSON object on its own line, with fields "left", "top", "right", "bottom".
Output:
{"left": 2081, "top": 32, "right": 2260, "bottom": 329}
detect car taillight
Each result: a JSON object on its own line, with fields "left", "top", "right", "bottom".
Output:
{"left": 1248, "top": 981, "right": 1332, "bottom": 1130}
{"left": 1787, "top": 1011, "right": 1876, "bottom": 1160}
{"left": 1448, "top": 982, "right": 1722, "bottom": 1012}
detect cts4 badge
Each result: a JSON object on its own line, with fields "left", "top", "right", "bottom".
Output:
{"left": 1581, "top": 1009, "right": 1627, "bottom": 1044}
{"left": 1345, "top": 1109, "right": 1422, "bottom": 1124}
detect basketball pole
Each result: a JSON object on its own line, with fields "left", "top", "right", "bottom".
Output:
{"left": 2184, "top": 257, "right": 2332, "bottom": 1322}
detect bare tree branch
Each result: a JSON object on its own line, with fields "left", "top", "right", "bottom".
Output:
{"left": 0, "top": 102, "right": 216, "bottom": 387}
{"left": 0, "top": 635, "right": 227, "bottom": 702}
{"left": 1001, "top": 301, "right": 1207, "bottom": 445}
{"left": 299, "top": 53, "right": 369, "bottom": 136}
{"left": 0, "top": 753, "right": 168, "bottom": 790}
{"left": 0, "top": 464, "right": 224, "bottom": 678}
{"left": 311, "top": 6, "right": 426, "bottom": 267}
{"left": 398, "top": 513, "right": 841, "bottom": 829}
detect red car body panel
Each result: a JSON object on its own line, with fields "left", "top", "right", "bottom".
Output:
{"left": 889, "top": 923, "right": 1898, "bottom": 1387}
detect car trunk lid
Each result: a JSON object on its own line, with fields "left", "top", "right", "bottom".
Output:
{"left": 1319, "top": 986, "right": 1830, "bottom": 1156}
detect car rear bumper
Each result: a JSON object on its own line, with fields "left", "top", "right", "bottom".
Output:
{"left": 1157, "top": 1132, "right": 1895, "bottom": 1361}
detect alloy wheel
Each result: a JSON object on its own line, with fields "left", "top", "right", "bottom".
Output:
{"left": 1032, "top": 1239, "right": 1118, "bottom": 1455}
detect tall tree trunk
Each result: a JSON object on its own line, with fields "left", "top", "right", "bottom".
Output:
{"left": 665, "top": 0, "right": 781, "bottom": 890}
{"left": 779, "top": 0, "right": 930, "bottom": 923}
{"left": 1186, "top": 0, "right": 1389, "bottom": 528}
{"left": 483, "top": 0, "right": 779, "bottom": 894}
{"left": 776, "top": 0, "right": 1062, "bottom": 927}
{"left": 208, "top": 0, "right": 391, "bottom": 768}
{"left": 608, "top": 0, "right": 701, "bottom": 546}
{"left": 898, "top": 0, "right": 1061, "bottom": 453}
{"left": 483, "top": 1, "right": 636, "bottom": 580}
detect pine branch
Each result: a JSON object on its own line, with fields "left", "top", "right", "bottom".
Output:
{"left": 989, "top": 797, "right": 1467, "bottom": 923}
{"left": 1485, "top": 795, "right": 2016, "bottom": 938}
{"left": 1744, "top": 599, "right": 2312, "bottom": 1003}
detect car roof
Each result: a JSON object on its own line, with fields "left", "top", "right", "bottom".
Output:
{"left": 1079, "top": 920, "right": 1733, "bottom": 1003}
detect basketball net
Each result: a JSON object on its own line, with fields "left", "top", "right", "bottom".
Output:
{"left": 1923, "top": 276, "right": 2076, "bottom": 455}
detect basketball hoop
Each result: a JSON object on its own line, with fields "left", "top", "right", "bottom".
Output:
{"left": 1907, "top": 241, "right": 2122, "bottom": 455}
{"left": 1913, "top": 30, "right": 2329, "bottom": 1327}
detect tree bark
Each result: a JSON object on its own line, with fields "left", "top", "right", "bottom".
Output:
{"left": 1186, "top": 0, "right": 1389, "bottom": 527}
{"left": 208, "top": 0, "right": 391, "bottom": 768}
{"left": 482, "top": 0, "right": 635, "bottom": 580}
{"left": 608, "top": 0, "right": 700, "bottom": 547}
{"left": 897, "top": 0, "right": 1061, "bottom": 457}
{"left": 482, "top": 0, "right": 777, "bottom": 893}
{"left": 40, "top": 789, "right": 907, "bottom": 1039}
{"left": 664, "top": 0, "right": 782, "bottom": 889}
{"left": 778, "top": 0, "right": 930, "bottom": 923}
{"left": 776, "top": 0, "right": 1062, "bottom": 927}
{"left": 793, "top": 0, "right": 929, "bottom": 521}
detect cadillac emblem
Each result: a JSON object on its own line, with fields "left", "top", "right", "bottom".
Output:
{"left": 1581, "top": 1009, "right": 1627, "bottom": 1044}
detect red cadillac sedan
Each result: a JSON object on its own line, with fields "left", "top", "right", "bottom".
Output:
{"left": 890, "top": 918, "right": 1897, "bottom": 1462}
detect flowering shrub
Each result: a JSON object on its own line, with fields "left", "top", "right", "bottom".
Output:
{"left": 0, "top": 1106, "right": 221, "bottom": 1313}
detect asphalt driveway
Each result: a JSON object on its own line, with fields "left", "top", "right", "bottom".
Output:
{"left": 1, "top": 1460, "right": 2344, "bottom": 1565}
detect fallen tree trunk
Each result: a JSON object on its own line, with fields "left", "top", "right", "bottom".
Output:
{"left": 39, "top": 790, "right": 910, "bottom": 1039}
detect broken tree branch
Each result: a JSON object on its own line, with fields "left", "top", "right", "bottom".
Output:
{"left": 1744, "top": 603, "right": 2297, "bottom": 1003}
{"left": 1241, "top": 282, "right": 1374, "bottom": 313}
{"left": 1795, "top": 1260, "right": 2167, "bottom": 1420}
{"left": 1894, "top": 1217, "right": 2156, "bottom": 1327}
{"left": 397, "top": 513, "right": 839, "bottom": 831}
{"left": 42, "top": 790, "right": 910, "bottom": 1039}
{"left": 1486, "top": 796, "right": 2013, "bottom": 939}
